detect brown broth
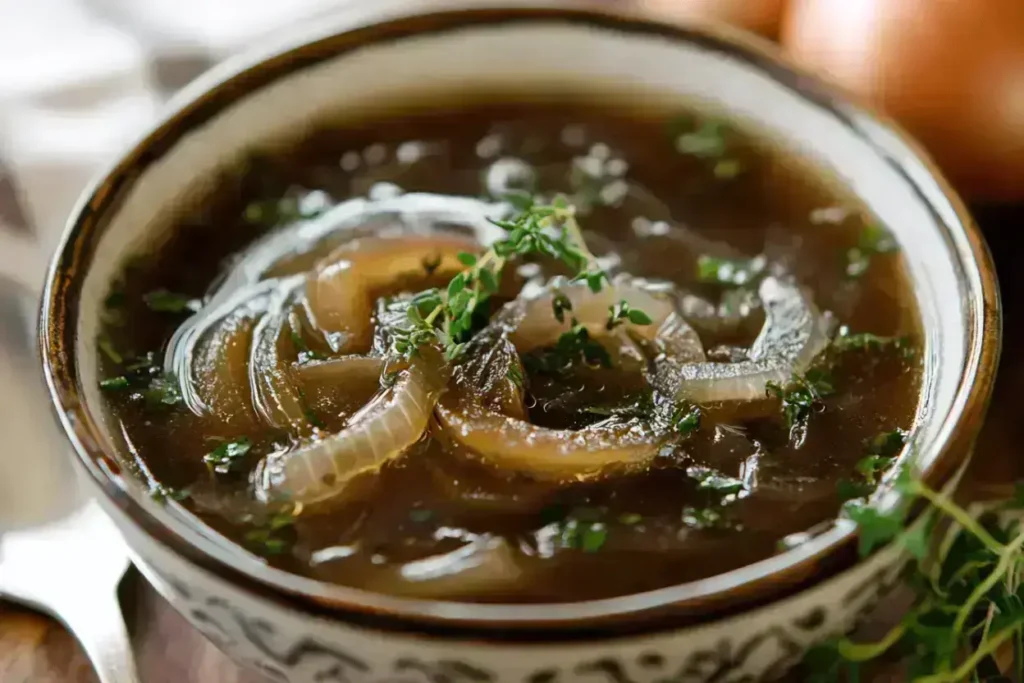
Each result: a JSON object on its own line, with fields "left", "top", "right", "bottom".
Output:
{"left": 97, "top": 95, "right": 922, "bottom": 603}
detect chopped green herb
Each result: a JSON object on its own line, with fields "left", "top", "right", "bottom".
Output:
{"left": 672, "top": 403, "right": 702, "bottom": 435}
{"left": 139, "top": 374, "right": 183, "bottom": 410}
{"left": 606, "top": 300, "right": 654, "bottom": 331}
{"left": 694, "top": 471, "right": 745, "bottom": 497}
{"left": 674, "top": 119, "right": 729, "bottom": 159}
{"left": 696, "top": 254, "right": 766, "bottom": 287}
{"left": 682, "top": 506, "right": 723, "bottom": 529}
{"left": 528, "top": 321, "right": 612, "bottom": 376}
{"left": 143, "top": 289, "right": 200, "bottom": 314}
{"left": 844, "top": 222, "right": 898, "bottom": 279}
{"left": 203, "top": 437, "right": 253, "bottom": 474}
{"left": 832, "top": 327, "right": 915, "bottom": 361}
{"left": 99, "top": 376, "right": 130, "bottom": 392}
{"left": 558, "top": 518, "right": 608, "bottom": 553}
{"left": 619, "top": 513, "right": 643, "bottom": 525}
{"left": 288, "top": 316, "right": 323, "bottom": 364}
{"left": 765, "top": 369, "right": 834, "bottom": 447}
{"left": 865, "top": 428, "right": 908, "bottom": 458}
{"left": 551, "top": 292, "right": 573, "bottom": 323}
{"left": 245, "top": 512, "right": 296, "bottom": 556}
{"left": 150, "top": 484, "right": 189, "bottom": 504}
{"left": 506, "top": 363, "right": 524, "bottom": 389}
{"left": 387, "top": 198, "right": 647, "bottom": 364}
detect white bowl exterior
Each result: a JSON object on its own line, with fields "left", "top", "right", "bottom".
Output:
{"left": 103, "top": 487, "right": 915, "bottom": 683}
{"left": 65, "top": 14, "right": 981, "bottom": 683}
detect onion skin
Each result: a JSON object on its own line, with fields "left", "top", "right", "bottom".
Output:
{"left": 782, "top": 0, "right": 1024, "bottom": 202}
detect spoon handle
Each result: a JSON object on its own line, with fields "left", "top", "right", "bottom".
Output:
{"left": 59, "top": 590, "right": 141, "bottom": 683}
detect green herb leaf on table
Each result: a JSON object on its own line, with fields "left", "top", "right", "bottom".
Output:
{"left": 804, "top": 476, "right": 1024, "bottom": 682}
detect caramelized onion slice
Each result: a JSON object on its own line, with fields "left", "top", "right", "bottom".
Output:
{"left": 435, "top": 393, "right": 662, "bottom": 481}
{"left": 672, "top": 277, "right": 829, "bottom": 403}
{"left": 261, "top": 353, "right": 448, "bottom": 505}
{"left": 306, "top": 233, "right": 479, "bottom": 354}
{"left": 295, "top": 355, "right": 385, "bottom": 385}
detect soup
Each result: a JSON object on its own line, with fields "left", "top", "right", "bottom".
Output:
{"left": 95, "top": 92, "right": 921, "bottom": 603}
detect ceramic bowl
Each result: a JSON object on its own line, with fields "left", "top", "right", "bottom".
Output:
{"left": 39, "top": 2, "right": 1000, "bottom": 681}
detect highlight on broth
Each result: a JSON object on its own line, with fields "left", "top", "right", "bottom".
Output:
{"left": 96, "top": 96, "right": 921, "bottom": 602}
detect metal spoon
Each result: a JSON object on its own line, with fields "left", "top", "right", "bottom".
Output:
{"left": 0, "top": 277, "right": 140, "bottom": 683}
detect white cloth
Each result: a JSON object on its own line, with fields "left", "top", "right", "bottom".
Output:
{"left": 0, "top": 0, "right": 353, "bottom": 292}
{"left": 0, "top": 0, "right": 355, "bottom": 530}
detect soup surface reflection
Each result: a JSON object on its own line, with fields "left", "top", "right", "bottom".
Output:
{"left": 96, "top": 95, "right": 922, "bottom": 602}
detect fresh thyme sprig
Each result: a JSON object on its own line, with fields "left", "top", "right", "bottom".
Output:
{"left": 390, "top": 196, "right": 638, "bottom": 362}
{"left": 802, "top": 474, "right": 1024, "bottom": 682}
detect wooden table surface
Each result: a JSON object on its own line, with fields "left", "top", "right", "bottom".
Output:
{"left": 2, "top": 204, "right": 1022, "bottom": 682}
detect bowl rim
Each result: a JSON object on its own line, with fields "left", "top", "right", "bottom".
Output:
{"left": 39, "top": 1, "right": 1001, "bottom": 640}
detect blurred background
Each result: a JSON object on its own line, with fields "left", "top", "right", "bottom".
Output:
{"left": 0, "top": 0, "right": 1021, "bottom": 681}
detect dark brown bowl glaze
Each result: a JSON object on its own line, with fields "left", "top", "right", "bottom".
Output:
{"left": 38, "top": 1, "right": 1000, "bottom": 641}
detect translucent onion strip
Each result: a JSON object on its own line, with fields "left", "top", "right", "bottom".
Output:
{"left": 435, "top": 394, "right": 662, "bottom": 481}
{"left": 368, "top": 537, "right": 522, "bottom": 599}
{"left": 261, "top": 353, "right": 449, "bottom": 505}
{"left": 306, "top": 233, "right": 480, "bottom": 354}
{"left": 672, "top": 277, "right": 829, "bottom": 403}
{"left": 249, "top": 279, "right": 310, "bottom": 432}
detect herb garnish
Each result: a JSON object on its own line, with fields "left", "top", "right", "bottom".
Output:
{"left": 390, "top": 197, "right": 647, "bottom": 364}
{"left": 143, "top": 289, "right": 201, "bottom": 314}
{"left": 838, "top": 429, "right": 909, "bottom": 503}
{"left": 203, "top": 437, "right": 253, "bottom": 474}
{"left": 804, "top": 474, "right": 1024, "bottom": 682}
{"left": 833, "top": 326, "right": 914, "bottom": 358}
{"left": 606, "top": 300, "right": 653, "bottom": 330}
{"left": 672, "top": 403, "right": 702, "bottom": 435}
{"left": 140, "top": 373, "right": 183, "bottom": 410}
{"left": 670, "top": 117, "right": 744, "bottom": 179}
{"left": 244, "top": 511, "right": 297, "bottom": 556}
{"left": 99, "top": 376, "right": 131, "bottom": 392}
{"left": 149, "top": 484, "right": 190, "bottom": 504}
{"left": 845, "top": 223, "right": 898, "bottom": 279}
{"left": 558, "top": 518, "right": 608, "bottom": 553}
{"left": 765, "top": 368, "right": 835, "bottom": 447}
